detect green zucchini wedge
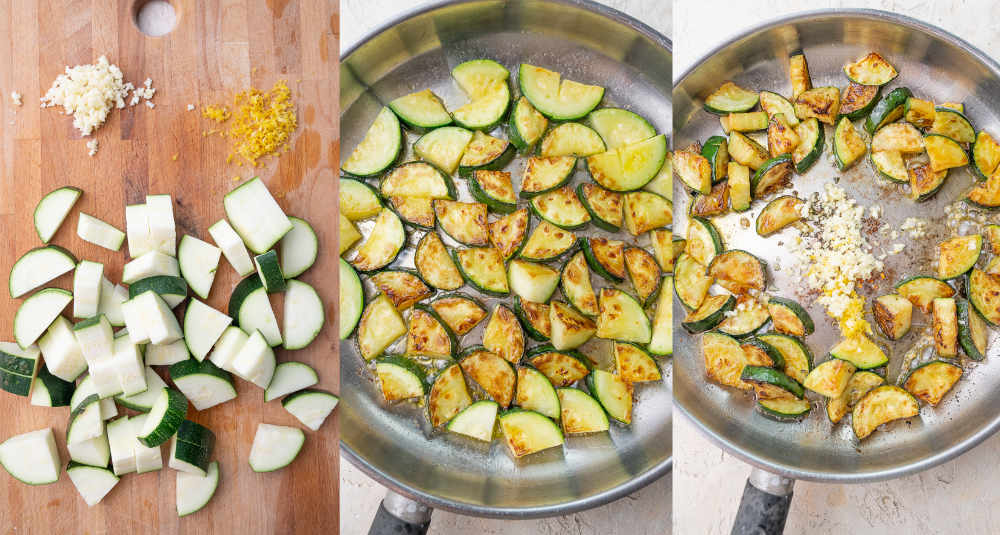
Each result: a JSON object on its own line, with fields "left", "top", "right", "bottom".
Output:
{"left": 829, "top": 335, "right": 888, "bottom": 370}
{"left": 727, "top": 132, "right": 769, "bottom": 170}
{"left": 586, "top": 107, "right": 656, "bottom": 149}
{"left": 648, "top": 276, "right": 673, "bottom": 357}
{"left": 833, "top": 117, "right": 866, "bottom": 171}
{"left": 686, "top": 216, "right": 724, "bottom": 267}
{"left": 681, "top": 294, "right": 734, "bottom": 334}
{"left": 896, "top": 276, "right": 955, "bottom": 313}
{"left": 871, "top": 123, "right": 924, "bottom": 153}
{"left": 519, "top": 220, "right": 575, "bottom": 262}
{"left": 925, "top": 134, "right": 969, "bottom": 172}
{"left": 339, "top": 178, "right": 382, "bottom": 221}
{"left": 415, "top": 232, "right": 464, "bottom": 291}
{"left": 515, "top": 367, "right": 560, "bottom": 419}
{"left": 525, "top": 345, "right": 591, "bottom": 387}
{"left": 530, "top": 186, "right": 591, "bottom": 230}
{"left": 498, "top": 408, "right": 563, "bottom": 456}
{"left": 756, "top": 333, "right": 813, "bottom": 384}
{"left": 759, "top": 91, "right": 798, "bottom": 126}
{"left": 741, "top": 337, "right": 785, "bottom": 369}
{"left": 904, "top": 97, "right": 936, "bottom": 129}
{"left": 508, "top": 96, "right": 548, "bottom": 151}
{"left": 689, "top": 182, "right": 730, "bottom": 218}
{"left": 459, "top": 347, "right": 516, "bottom": 408}
{"left": 793, "top": 86, "right": 840, "bottom": 125}
{"left": 376, "top": 356, "right": 428, "bottom": 401}
{"left": 728, "top": 162, "right": 752, "bottom": 211}
{"left": 702, "top": 331, "right": 753, "bottom": 390}
{"left": 342, "top": 107, "right": 402, "bottom": 177}
{"left": 717, "top": 296, "right": 770, "bottom": 338}
{"left": 596, "top": 288, "right": 652, "bottom": 344}
{"left": 968, "top": 269, "right": 1000, "bottom": 325}
{"left": 870, "top": 151, "right": 908, "bottom": 183}
{"left": 469, "top": 170, "right": 517, "bottom": 213}
{"left": 852, "top": 385, "right": 919, "bottom": 439}
{"left": 380, "top": 161, "right": 456, "bottom": 201}
{"left": 756, "top": 195, "right": 804, "bottom": 236}
{"left": 937, "top": 235, "right": 982, "bottom": 280}
{"left": 767, "top": 297, "right": 814, "bottom": 337}
{"left": 489, "top": 207, "right": 529, "bottom": 259}
{"left": 557, "top": 388, "right": 609, "bottom": 434}
{"left": 586, "top": 370, "right": 634, "bottom": 424}
{"left": 356, "top": 294, "right": 407, "bottom": 361}
{"left": 673, "top": 149, "right": 712, "bottom": 194}
{"left": 872, "top": 294, "right": 913, "bottom": 340}
{"left": 644, "top": 151, "right": 673, "bottom": 200}
{"left": 843, "top": 52, "right": 897, "bottom": 86}
{"left": 766, "top": 114, "right": 800, "bottom": 157}
{"left": 404, "top": 305, "right": 457, "bottom": 359}
{"left": 349, "top": 208, "right": 405, "bottom": 272}
{"left": 827, "top": 371, "right": 884, "bottom": 424}
{"left": 708, "top": 249, "right": 766, "bottom": 294}
{"left": 931, "top": 297, "right": 959, "bottom": 358}
{"left": 908, "top": 162, "right": 948, "bottom": 202}
{"left": 741, "top": 365, "right": 805, "bottom": 399}
{"left": 513, "top": 297, "right": 550, "bottom": 341}
{"left": 518, "top": 64, "right": 604, "bottom": 121}
{"left": 792, "top": 118, "right": 824, "bottom": 173}
{"left": 388, "top": 89, "right": 452, "bottom": 131}
{"left": 451, "top": 81, "right": 510, "bottom": 132}
{"left": 414, "top": 126, "right": 474, "bottom": 175}
{"left": 459, "top": 131, "right": 515, "bottom": 179}
{"left": 549, "top": 301, "right": 596, "bottom": 350}
{"left": 624, "top": 247, "right": 662, "bottom": 306}
{"left": 674, "top": 252, "right": 713, "bottom": 310}
{"left": 623, "top": 191, "right": 672, "bottom": 236}
{"left": 803, "top": 359, "right": 856, "bottom": 398}
{"left": 483, "top": 304, "right": 525, "bottom": 364}
{"left": 701, "top": 136, "right": 730, "bottom": 182}
{"left": 454, "top": 247, "right": 509, "bottom": 296}
{"left": 540, "top": 122, "right": 606, "bottom": 158}
{"left": 751, "top": 155, "right": 793, "bottom": 198}
{"left": 561, "top": 251, "right": 599, "bottom": 316}
{"left": 430, "top": 293, "right": 487, "bottom": 336}
{"left": 721, "top": 111, "right": 768, "bottom": 134}
{"left": 703, "top": 82, "right": 758, "bottom": 115}
{"left": 435, "top": 200, "right": 489, "bottom": 246}
{"left": 428, "top": 364, "right": 472, "bottom": 427}
{"left": 614, "top": 342, "right": 661, "bottom": 382}
{"left": 368, "top": 270, "right": 432, "bottom": 311}
{"left": 903, "top": 360, "right": 962, "bottom": 406}
{"left": 576, "top": 183, "right": 623, "bottom": 232}
{"left": 758, "top": 396, "right": 812, "bottom": 420}
{"left": 865, "top": 87, "right": 912, "bottom": 134}
{"left": 838, "top": 82, "right": 880, "bottom": 121}
{"left": 581, "top": 237, "right": 626, "bottom": 282}
{"left": 388, "top": 196, "right": 435, "bottom": 229}
{"left": 972, "top": 131, "right": 1000, "bottom": 180}
{"left": 520, "top": 156, "right": 576, "bottom": 198}
{"left": 789, "top": 52, "right": 812, "bottom": 98}
{"left": 930, "top": 107, "right": 975, "bottom": 144}
{"left": 957, "top": 299, "right": 989, "bottom": 361}
{"left": 508, "top": 259, "right": 560, "bottom": 304}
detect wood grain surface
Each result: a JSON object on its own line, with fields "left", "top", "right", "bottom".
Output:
{"left": 0, "top": 0, "right": 339, "bottom": 532}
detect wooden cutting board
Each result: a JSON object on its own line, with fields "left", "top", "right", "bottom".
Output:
{"left": 0, "top": 0, "right": 339, "bottom": 532}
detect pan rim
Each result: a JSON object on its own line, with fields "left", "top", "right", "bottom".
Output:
{"left": 673, "top": 7, "right": 1000, "bottom": 484}
{"left": 339, "top": 0, "right": 673, "bottom": 518}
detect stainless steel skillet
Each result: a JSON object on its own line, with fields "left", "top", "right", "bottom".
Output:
{"left": 339, "top": 0, "right": 673, "bottom": 530}
{"left": 673, "top": 9, "right": 1000, "bottom": 533}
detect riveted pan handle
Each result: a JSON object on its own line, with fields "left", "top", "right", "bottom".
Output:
{"left": 730, "top": 467, "right": 795, "bottom": 535}
{"left": 369, "top": 490, "right": 433, "bottom": 535}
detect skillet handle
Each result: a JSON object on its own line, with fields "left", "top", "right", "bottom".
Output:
{"left": 369, "top": 490, "right": 432, "bottom": 535}
{"left": 730, "top": 467, "right": 795, "bottom": 535}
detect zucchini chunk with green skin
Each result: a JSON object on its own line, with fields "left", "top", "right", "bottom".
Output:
{"left": 930, "top": 107, "right": 975, "bottom": 143}
{"left": 460, "top": 348, "right": 516, "bottom": 408}
{"left": 624, "top": 247, "right": 662, "bottom": 306}
{"left": 435, "top": 200, "right": 489, "bottom": 246}
{"left": 340, "top": 179, "right": 381, "bottom": 221}
{"left": 873, "top": 294, "right": 912, "bottom": 340}
{"left": 340, "top": 260, "right": 363, "bottom": 340}
{"left": 137, "top": 388, "right": 188, "bottom": 447}
{"left": 369, "top": 270, "right": 432, "bottom": 311}
{"left": 833, "top": 117, "right": 866, "bottom": 170}
{"left": 350, "top": 208, "right": 405, "bottom": 272}
{"left": 550, "top": 301, "right": 596, "bottom": 350}
{"left": 968, "top": 269, "right": 1000, "bottom": 325}
{"left": 792, "top": 118, "right": 824, "bottom": 173}
{"left": 428, "top": 364, "right": 472, "bottom": 427}
{"left": 380, "top": 161, "right": 455, "bottom": 200}
{"left": 376, "top": 356, "right": 427, "bottom": 401}
{"left": 759, "top": 91, "right": 799, "bottom": 126}
{"left": 870, "top": 151, "right": 908, "bottom": 183}
{"left": 682, "top": 294, "right": 735, "bottom": 334}
{"left": 767, "top": 114, "right": 800, "bottom": 157}
{"left": 741, "top": 338, "right": 784, "bottom": 369}
{"left": 940, "top": 102, "right": 965, "bottom": 113}
{"left": 170, "top": 359, "right": 237, "bottom": 411}
{"left": 721, "top": 111, "right": 768, "bottom": 133}
{"left": 558, "top": 388, "right": 610, "bottom": 434}
{"left": 865, "top": 87, "right": 912, "bottom": 134}
{"left": 904, "top": 97, "right": 936, "bottom": 128}
{"left": 489, "top": 208, "right": 529, "bottom": 259}
{"left": 469, "top": 170, "right": 517, "bottom": 213}
{"left": 686, "top": 216, "right": 724, "bottom": 267}
{"left": 648, "top": 276, "right": 673, "bottom": 356}
{"left": 520, "top": 156, "right": 576, "bottom": 198}
{"left": 415, "top": 232, "right": 464, "bottom": 290}
{"left": 582, "top": 237, "right": 626, "bottom": 282}
{"left": 454, "top": 247, "right": 509, "bottom": 296}
{"left": 577, "top": 183, "right": 623, "bottom": 232}
{"left": 742, "top": 365, "right": 805, "bottom": 399}
{"left": 838, "top": 82, "right": 880, "bottom": 120}
{"left": 405, "top": 306, "right": 456, "bottom": 359}
{"left": 751, "top": 155, "right": 793, "bottom": 198}
{"left": 908, "top": 163, "right": 948, "bottom": 202}
{"left": 793, "top": 87, "right": 840, "bottom": 125}
{"left": 31, "top": 367, "right": 75, "bottom": 407}
{"left": 248, "top": 424, "right": 305, "bottom": 473}
{"left": 650, "top": 230, "right": 674, "bottom": 273}
{"left": 938, "top": 235, "right": 982, "bottom": 279}
{"left": 829, "top": 335, "right": 888, "bottom": 370}
{"left": 597, "top": 288, "right": 652, "bottom": 344}
{"left": 281, "top": 389, "right": 339, "bottom": 431}
{"left": 129, "top": 275, "right": 188, "bottom": 308}
{"left": 448, "top": 401, "right": 498, "bottom": 442}
{"left": 586, "top": 135, "right": 668, "bottom": 191}
{"left": 758, "top": 396, "right": 812, "bottom": 420}
{"left": 515, "top": 298, "right": 550, "bottom": 341}
{"left": 170, "top": 420, "right": 217, "bottom": 476}
{"left": 958, "top": 299, "right": 989, "bottom": 360}
{"left": 389, "top": 196, "right": 436, "bottom": 229}
{"left": 790, "top": 52, "right": 812, "bottom": 98}
{"left": 519, "top": 221, "right": 575, "bottom": 262}
{"left": 904, "top": 360, "right": 962, "bottom": 406}
{"left": 540, "top": 123, "right": 606, "bottom": 158}
{"left": 525, "top": 345, "right": 590, "bottom": 386}
{"left": 562, "top": 252, "right": 599, "bottom": 316}
{"left": 871, "top": 123, "right": 924, "bottom": 153}
{"left": 827, "top": 371, "right": 884, "bottom": 424}
{"left": 498, "top": 408, "right": 564, "bottom": 457}
{"left": 508, "top": 259, "right": 560, "bottom": 303}
{"left": 703, "top": 82, "right": 758, "bottom": 115}
{"left": 673, "top": 150, "right": 712, "bottom": 194}
{"left": 414, "top": 126, "right": 474, "bottom": 175}
{"left": 803, "top": 359, "right": 856, "bottom": 398}
{"left": 483, "top": 305, "right": 525, "bottom": 364}
{"left": 530, "top": 186, "right": 591, "bottom": 229}
{"left": 340, "top": 215, "right": 361, "bottom": 254}
{"left": 431, "top": 294, "right": 487, "bottom": 336}
{"left": 452, "top": 59, "right": 509, "bottom": 95}
{"left": 689, "top": 182, "right": 729, "bottom": 218}
{"left": 14, "top": 288, "right": 73, "bottom": 349}
{"left": 843, "top": 52, "right": 897, "bottom": 86}
{"left": 357, "top": 293, "right": 407, "bottom": 361}
{"left": 728, "top": 132, "right": 770, "bottom": 171}
{"left": 932, "top": 297, "right": 959, "bottom": 358}
{"left": 508, "top": 97, "right": 548, "bottom": 151}
{"left": 756, "top": 195, "right": 804, "bottom": 236}
{"left": 254, "top": 250, "right": 286, "bottom": 293}
{"left": 388, "top": 89, "right": 452, "bottom": 131}
{"left": 176, "top": 461, "right": 220, "bottom": 517}
{"left": 674, "top": 253, "right": 713, "bottom": 310}
{"left": 717, "top": 296, "right": 770, "bottom": 338}
{"left": 518, "top": 64, "right": 604, "bottom": 121}
{"left": 34, "top": 186, "right": 82, "bottom": 244}
{"left": 852, "top": 385, "right": 920, "bottom": 440}
{"left": 0, "top": 343, "right": 40, "bottom": 397}
{"left": 966, "top": 172, "right": 1000, "bottom": 208}
{"left": 896, "top": 276, "right": 955, "bottom": 313}
{"left": 702, "top": 332, "right": 753, "bottom": 390}
{"left": 587, "top": 370, "right": 633, "bottom": 424}
{"left": 615, "top": 342, "right": 661, "bottom": 382}
{"left": 972, "top": 131, "right": 1000, "bottom": 179}
{"left": 452, "top": 83, "right": 510, "bottom": 132}
{"left": 342, "top": 107, "right": 402, "bottom": 177}
{"left": 701, "top": 136, "right": 729, "bottom": 182}
{"left": 728, "top": 162, "right": 752, "bottom": 211}
{"left": 925, "top": 134, "right": 969, "bottom": 172}
{"left": 757, "top": 333, "right": 813, "bottom": 384}
{"left": 515, "top": 367, "right": 560, "bottom": 419}
{"left": 624, "top": 191, "right": 672, "bottom": 235}
{"left": 586, "top": 107, "right": 656, "bottom": 149}
{"left": 767, "top": 297, "right": 814, "bottom": 336}
{"left": 459, "top": 132, "right": 515, "bottom": 178}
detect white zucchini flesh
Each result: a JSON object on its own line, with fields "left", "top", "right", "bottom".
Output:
{"left": 34, "top": 187, "right": 81, "bottom": 243}
{"left": 130, "top": 414, "right": 164, "bottom": 473}
{"left": 67, "top": 401, "right": 104, "bottom": 444}
{"left": 120, "top": 298, "right": 151, "bottom": 345}
{"left": 76, "top": 213, "right": 125, "bottom": 251}
{"left": 283, "top": 390, "right": 338, "bottom": 431}
{"left": 208, "top": 219, "right": 255, "bottom": 277}
{"left": 238, "top": 286, "right": 282, "bottom": 346}
{"left": 0, "top": 428, "right": 61, "bottom": 485}
{"left": 145, "top": 338, "right": 190, "bottom": 366}
{"left": 67, "top": 463, "right": 119, "bottom": 506}
{"left": 183, "top": 299, "right": 232, "bottom": 361}
{"left": 100, "top": 397, "right": 118, "bottom": 420}
{"left": 128, "top": 291, "right": 183, "bottom": 346}
{"left": 282, "top": 280, "right": 324, "bottom": 350}
{"left": 178, "top": 235, "right": 221, "bottom": 300}
{"left": 97, "top": 278, "right": 128, "bottom": 327}
{"left": 38, "top": 316, "right": 87, "bottom": 382}
{"left": 88, "top": 355, "right": 124, "bottom": 399}
{"left": 14, "top": 288, "right": 73, "bottom": 349}
{"left": 125, "top": 203, "right": 154, "bottom": 258}
{"left": 106, "top": 416, "right": 137, "bottom": 475}
{"left": 67, "top": 429, "right": 110, "bottom": 468}
{"left": 72, "top": 315, "right": 114, "bottom": 365}
{"left": 145, "top": 194, "right": 177, "bottom": 256}
{"left": 111, "top": 336, "right": 147, "bottom": 396}
{"left": 172, "top": 369, "right": 237, "bottom": 411}
{"left": 73, "top": 261, "right": 103, "bottom": 319}
{"left": 223, "top": 178, "right": 293, "bottom": 254}
{"left": 230, "top": 330, "right": 276, "bottom": 389}
{"left": 248, "top": 423, "right": 305, "bottom": 472}
{"left": 116, "top": 367, "right": 168, "bottom": 411}
{"left": 8, "top": 246, "right": 76, "bottom": 298}
{"left": 122, "top": 250, "right": 180, "bottom": 285}
{"left": 279, "top": 217, "right": 318, "bottom": 278}
{"left": 207, "top": 326, "right": 249, "bottom": 373}
{"left": 264, "top": 362, "right": 318, "bottom": 402}
{"left": 70, "top": 376, "right": 98, "bottom": 411}
{"left": 176, "top": 460, "right": 220, "bottom": 516}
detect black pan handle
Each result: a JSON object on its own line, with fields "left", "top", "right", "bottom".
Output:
{"left": 369, "top": 490, "right": 433, "bottom": 535}
{"left": 730, "top": 467, "right": 795, "bottom": 535}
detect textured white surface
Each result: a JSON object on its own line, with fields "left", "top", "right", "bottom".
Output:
{"left": 340, "top": 1, "right": 672, "bottom": 534}
{"left": 675, "top": 1, "right": 1000, "bottom": 534}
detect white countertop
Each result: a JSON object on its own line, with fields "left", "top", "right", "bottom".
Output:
{"left": 675, "top": 1, "right": 1000, "bottom": 533}
{"left": 339, "top": 1, "right": 672, "bottom": 533}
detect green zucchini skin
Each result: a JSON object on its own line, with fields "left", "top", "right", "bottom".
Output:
{"left": 767, "top": 297, "right": 815, "bottom": 336}
{"left": 579, "top": 238, "right": 623, "bottom": 283}
{"left": 681, "top": 295, "right": 735, "bottom": 333}
{"left": 750, "top": 154, "right": 793, "bottom": 198}
{"left": 468, "top": 171, "right": 517, "bottom": 213}
{"left": 701, "top": 136, "right": 729, "bottom": 183}
{"left": 575, "top": 184, "right": 620, "bottom": 233}
{"left": 793, "top": 118, "right": 824, "bottom": 174}
{"left": 228, "top": 275, "right": 264, "bottom": 318}
{"left": 742, "top": 337, "right": 785, "bottom": 369}
{"left": 740, "top": 365, "right": 805, "bottom": 398}
{"left": 865, "top": 87, "right": 912, "bottom": 134}
{"left": 957, "top": 299, "right": 987, "bottom": 361}
{"left": 513, "top": 297, "right": 550, "bottom": 341}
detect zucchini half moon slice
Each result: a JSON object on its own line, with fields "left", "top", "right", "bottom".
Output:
{"left": 908, "top": 163, "right": 948, "bottom": 202}
{"left": 681, "top": 294, "right": 735, "bottom": 334}
{"left": 388, "top": 89, "right": 452, "bottom": 131}
{"left": 968, "top": 269, "right": 1000, "bottom": 325}
{"left": 756, "top": 332, "right": 813, "bottom": 384}
{"left": 549, "top": 301, "right": 596, "bottom": 350}
{"left": 434, "top": 200, "right": 489, "bottom": 246}
{"left": 404, "top": 305, "right": 457, "bottom": 359}
{"left": 938, "top": 235, "right": 982, "bottom": 280}
{"left": 755, "top": 195, "right": 804, "bottom": 237}
{"left": 380, "top": 161, "right": 456, "bottom": 200}
{"left": 833, "top": 117, "right": 866, "bottom": 171}
{"left": 895, "top": 276, "right": 955, "bottom": 313}
{"left": 793, "top": 86, "right": 840, "bottom": 125}
{"left": 525, "top": 345, "right": 591, "bottom": 387}
{"left": 802, "top": 359, "right": 856, "bottom": 398}
{"left": 829, "top": 335, "right": 888, "bottom": 370}
{"left": 498, "top": 408, "right": 563, "bottom": 456}
{"left": 792, "top": 118, "right": 824, "bottom": 174}
{"left": 870, "top": 151, "right": 908, "bottom": 183}
{"left": 576, "top": 183, "right": 623, "bottom": 233}
{"left": 368, "top": 270, "right": 432, "bottom": 311}
{"left": 623, "top": 191, "right": 672, "bottom": 236}
{"left": 872, "top": 294, "right": 913, "bottom": 340}
{"left": 508, "top": 96, "right": 548, "bottom": 151}
{"left": 458, "top": 131, "right": 515, "bottom": 180}
{"left": 342, "top": 106, "right": 402, "bottom": 177}
{"left": 561, "top": 251, "right": 599, "bottom": 316}
{"left": 483, "top": 304, "right": 525, "bottom": 364}
{"left": 519, "top": 220, "right": 575, "bottom": 262}
{"left": 460, "top": 347, "right": 516, "bottom": 408}
{"left": 586, "top": 369, "right": 633, "bottom": 424}
{"left": 972, "top": 131, "right": 1000, "bottom": 180}
{"left": 413, "top": 126, "right": 474, "bottom": 175}
{"left": 520, "top": 156, "right": 576, "bottom": 198}
{"left": 453, "top": 247, "right": 510, "bottom": 296}
{"left": 903, "top": 360, "right": 962, "bottom": 406}
{"left": 827, "top": 370, "right": 884, "bottom": 424}
{"left": 673, "top": 149, "right": 712, "bottom": 194}
{"left": 843, "top": 52, "right": 898, "bottom": 86}
{"left": 586, "top": 135, "right": 668, "bottom": 192}
{"left": 837, "top": 82, "right": 880, "bottom": 121}
{"left": 851, "top": 385, "right": 919, "bottom": 440}
{"left": 349, "top": 208, "right": 405, "bottom": 273}
{"left": 530, "top": 186, "right": 591, "bottom": 230}
{"left": 930, "top": 107, "right": 975, "bottom": 144}
{"left": 686, "top": 216, "right": 724, "bottom": 267}
{"left": 428, "top": 364, "right": 472, "bottom": 427}
{"left": 751, "top": 154, "right": 793, "bottom": 198}
{"left": 966, "top": 172, "right": 1000, "bottom": 209}
{"left": 596, "top": 288, "right": 652, "bottom": 344}
{"left": 518, "top": 64, "right": 604, "bottom": 121}
{"left": 702, "top": 331, "right": 752, "bottom": 390}
{"left": 375, "top": 356, "right": 427, "bottom": 401}
{"left": 514, "top": 297, "right": 551, "bottom": 341}
{"left": 703, "top": 82, "right": 758, "bottom": 115}
{"left": 624, "top": 247, "right": 662, "bottom": 306}
{"left": 614, "top": 342, "right": 661, "bottom": 382}
{"left": 489, "top": 208, "right": 529, "bottom": 259}
{"left": 515, "top": 367, "right": 560, "bottom": 419}
{"left": 766, "top": 297, "right": 813, "bottom": 337}
{"left": 741, "top": 365, "right": 805, "bottom": 399}
{"left": 356, "top": 294, "right": 407, "bottom": 361}
{"left": 540, "top": 123, "right": 606, "bottom": 158}
{"left": 431, "top": 293, "right": 487, "bottom": 336}
{"left": 469, "top": 170, "right": 517, "bottom": 213}
{"left": 586, "top": 107, "right": 656, "bottom": 149}
{"left": 717, "top": 295, "right": 770, "bottom": 338}
{"left": 581, "top": 237, "right": 626, "bottom": 282}
{"left": 558, "top": 387, "right": 610, "bottom": 434}
{"left": 673, "top": 252, "right": 713, "bottom": 310}
{"left": 414, "top": 232, "right": 464, "bottom": 291}
{"left": 925, "top": 134, "right": 969, "bottom": 172}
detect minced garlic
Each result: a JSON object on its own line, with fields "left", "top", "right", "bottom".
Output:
{"left": 10, "top": 92, "right": 22, "bottom": 106}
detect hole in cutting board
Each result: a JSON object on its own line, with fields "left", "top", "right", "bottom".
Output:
{"left": 133, "top": 0, "right": 177, "bottom": 37}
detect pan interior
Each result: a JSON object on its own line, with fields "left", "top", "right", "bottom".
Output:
{"left": 673, "top": 11, "right": 1000, "bottom": 482}
{"left": 340, "top": 0, "right": 672, "bottom": 516}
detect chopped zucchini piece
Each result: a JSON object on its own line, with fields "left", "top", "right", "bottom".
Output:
{"left": 957, "top": 299, "right": 989, "bottom": 361}
{"left": 357, "top": 294, "right": 406, "bottom": 361}
{"left": 614, "top": 342, "right": 660, "bottom": 382}
{"left": 674, "top": 253, "right": 713, "bottom": 310}
{"left": 838, "top": 82, "right": 880, "bottom": 121}
{"left": 930, "top": 107, "right": 975, "bottom": 143}
{"left": 518, "top": 64, "right": 604, "bottom": 121}
{"left": 414, "top": 232, "right": 464, "bottom": 291}
{"left": 789, "top": 53, "right": 811, "bottom": 98}
{"left": 717, "top": 295, "right": 770, "bottom": 338}
{"left": 759, "top": 91, "right": 799, "bottom": 126}
{"left": 938, "top": 235, "right": 982, "bottom": 279}
{"left": 708, "top": 249, "right": 766, "bottom": 294}
{"left": 428, "top": 364, "right": 472, "bottom": 427}
{"left": 972, "top": 131, "right": 1000, "bottom": 180}
{"left": 865, "top": 87, "right": 912, "bottom": 134}
{"left": 803, "top": 359, "right": 856, "bottom": 398}
{"left": 489, "top": 208, "right": 530, "bottom": 259}
{"left": 702, "top": 331, "right": 752, "bottom": 390}
{"left": 793, "top": 87, "right": 840, "bottom": 125}
{"left": 896, "top": 276, "right": 955, "bottom": 313}
{"left": 931, "top": 297, "right": 958, "bottom": 358}
{"left": 751, "top": 155, "right": 793, "bottom": 198}
{"left": 413, "top": 126, "right": 474, "bottom": 175}
{"left": 624, "top": 247, "right": 662, "bottom": 306}
{"left": 388, "top": 89, "right": 452, "bottom": 131}
{"left": 871, "top": 123, "right": 924, "bottom": 153}
{"left": 767, "top": 297, "right": 814, "bottom": 336}
{"left": 727, "top": 132, "right": 769, "bottom": 170}
{"left": 454, "top": 247, "right": 509, "bottom": 296}
{"left": 530, "top": 186, "right": 591, "bottom": 230}
{"left": 460, "top": 348, "right": 516, "bottom": 408}
{"left": 843, "top": 52, "right": 897, "bottom": 86}
{"left": 728, "top": 162, "right": 751, "bottom": 211}
{"left": 549, "top": 301, "right": 596, "bottom": 350}
{"left": 903, "top": 360, "right": 962, "bottom": 406}
{"left": 508, "top": 259, "right": 559, "bottom": 303}
{"left": 520, "top": 156, "right": 576, "bottom": 197}
{"left": 704, "top": 82, "right": 758, "bottom": 114}
{"left": 870, "top": 151, "right": 908, "bottom": 183}
{"left": 596, "top": 288, "right": 651, "bottom": 344}
{"left": 434, "top": 200, "right": 489, "bottom": 246}
{"left": 852, "top": 385, "right": 919, "bottom": 439}
{"left": 623, "top": 191, "right": 671, "bottom": 235}
{"left": 925, "top": 134, "right": 969, "bottom": 172}
{"left": 791, "top": 118, "right": 824, "bottom": 173}
{"left": 756, "top": 195, "right": 804, "bottom": 236}
{"left": 369, "top": 270, "right": 432, "bottom": 311}
{"left": 526, "top": 346, "right": 590, "bottom": 387}
{"left": 829, "top": 336, "right": 888, "bottom": 370}
{"left": 508, "top": 97, "right": 548, "bottom": 151}
{"left": 689, "top": 182, "right": 730, "bottom": 218}
{"left": 827, "top": 371, "right": 884, "bottom": 424}
{"left": 685, "top": 217, "right": 724, "bottom": 267}
{"left": 561, "top": 251, "right": 599, "bottom": 316}
{"left": 766, "top": 114, "right": 800, "bottom": 157}
{"left": 908, "top": 163, "right": 948, "bottom": 202}
{"left": 872, "top": 294, "right": 913, "bottom": 340}
{"left": 540, "top": 123, "right": 606, "bottom": 158}
{"left": 483, "top": 305, "right": 524, "bottom": 364}
{"left": 519, "top": 220, "right": 575, "bottom": 262}
{"left": 682, "top": 294, "right": 735, "bottom": 334}
{"left": 673, "top": 150, "right": 712, "bottom": 194}
{"left": 904, "top": 97, "right": 936, "bottom": 129}
{"left": 757, "top": 333, "right": 813, "bottom": 384}
{"left": 404, "top": 306, "right": 456, "bottom": 359}
{"left": 577, "top": 183, "right": 623, "bottom": 232}
{"left": 431, "top": 294, "right": 487, "bottom": 336}
{"left": 833, "top": 117, "right": 866, "bottom": 170}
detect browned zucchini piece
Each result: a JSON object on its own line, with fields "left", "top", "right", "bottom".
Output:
{"left": 689, "top": 182, "right": 730, "bottom": 218}
{"left": 755, "top": 195, "right": 804, "bottom": 236}
{"left": 488, "top": 207, "right": 529, "bottom": 259}
{"left": 430, "top": 293, "right": 486, "bottom": 335}
{"left": 415, "top": 232, "right": 464, "bottom": 290}
{"left": 767, "top": 113, "right": 800, "bottom": 157}
{"left": 708, "top": 250, "right": 766, "bottom": 294}
{"left": 872, "top": 294, "right": 912, "bottom": 340}
{"left": 931, "top": 297, "right": 958, "bottom": 358}
{"left": 903, "top": 360, "right": 962, "bottom": 406}
{"left": 624, "top": 247, "right": 662, "bottom": 306}
{"left": 702, "top": 331, "right": 752, "bottom": 390}
{"left": 852, "top": 385, "right": 919, "bottom": 440}
{"left": 369, "top": 270, "right": 433, "bottom": 311}
{"left": 404, "top": 306, "right": 456, "bottom": 359}
{"left": 483, "top": 304, "right": 525, "bottom": 364}
{"left": 434, "top": 199, "right": 489, "bottom": 245}
{"left": 428, "top": 364, "right": 472, "bottom": 427}
{"left": 794, "top": 87, "right": 840, "bottom": 125}
{"left": 460, "top": 348, "right": 516, "bottom": 408}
